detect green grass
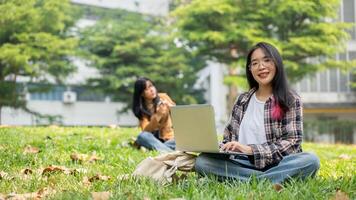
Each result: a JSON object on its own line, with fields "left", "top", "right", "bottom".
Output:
{"left": 0, "top": 127, "right": 355, "bottom": 199}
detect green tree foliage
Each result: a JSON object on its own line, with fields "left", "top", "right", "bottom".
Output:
{"left": 0, "top": 0, "right": 78, "bottom": 122}
{"left": 172, "top": 0, "right": 356, "bottom": 85}
{"left": 80, "top": 8, "right": 205, "bottom": 111}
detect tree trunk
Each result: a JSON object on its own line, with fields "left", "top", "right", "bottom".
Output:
{"left": 226, "top": 68, "right": 239, "bottom": 116}
{"left": 0, "top": 106, "right": 2, "bottom": 125}
{"left": 227, "top": 85, "right": 238, "bottom": 110}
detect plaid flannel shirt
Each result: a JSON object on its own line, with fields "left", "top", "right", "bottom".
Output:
{"left": 223, "top": 88, "right": 303, "bottom": 169}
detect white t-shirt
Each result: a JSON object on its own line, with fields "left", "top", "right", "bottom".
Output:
{"left": 238, "top": 93, "right": 267, "bottom": 145}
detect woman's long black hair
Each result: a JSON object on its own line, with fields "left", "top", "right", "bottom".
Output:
{"left": 132, "top": 77, "right": 160, "bottom": 120}
{"left": 245, "top": 42, "right": 294, "bottom": 113}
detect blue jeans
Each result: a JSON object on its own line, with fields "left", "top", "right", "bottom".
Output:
{"left": 195, "top": 152, "right": 320, "bottom": 184}
{"left": 136, "top": 131, "right": 176, "bottom": 152}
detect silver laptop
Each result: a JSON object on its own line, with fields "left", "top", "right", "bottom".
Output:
{"left": 170, "top": 104, "right": 250, "bottom": 155}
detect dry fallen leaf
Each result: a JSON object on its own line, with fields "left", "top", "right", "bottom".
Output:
{"left": 37, "top": 187, "right": 56, "bottom": 199}
{"left": 6, "top": 192, "right": 40, "bottom": 200}
{"left": 88, "top": 154, "right": 102, "bottom": 163}
{"left": 82, "top": 174, "right": 111, "bottom": 187}
{"left": 41, "top": 165, "right": 71, "bottom": 176}
{"left": 88, "top": 174, "right": 111, "bottom": 182}
{"left": 70, "top": 153, "right": 88, "bottom": 162}
{"left": 332, "top": 190, "right": 350, "bottom": 200}
{"left": 91, "top": 192, "right": 111, "bottom": 200}
{"left": 338, "top": 154, "right": 352, "bottom": 160}
{"left": 82, "top": 176, "right": 91, "bottom": 187}
{"left": 41, "top": 165, "right": 87, "bottom": 177}
{"left": 0, "top": 193, "right": 6, "bottom": 199}
{"left": 21, "top": 168, "right": 33, "bottom": 175}
{"left": 273, "top": 183, "right": 283, "bottom": 192}
{"left": 5, "top": 187, "right": 55, "bottom": 200}
{"left": 24, "top": 145, "right": 40, "bottom": 154}
{"left": 70, "top": 153, "right": 102, "bottom": 163}
{"left": 0, "top": 171, "right": 13, "bottom": 180}
{"left": 0, "top": 171, "right": 8, "bottom": 179}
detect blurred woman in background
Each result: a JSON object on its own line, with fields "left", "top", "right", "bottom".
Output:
{"left": 132, "top": 77, "right": 176, "bottom": 152}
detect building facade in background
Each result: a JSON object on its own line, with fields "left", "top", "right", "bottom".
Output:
{"left": 295, "top": 0, "right": 356, "bottom": 121}
{"left": 2, "top": 0, "right": 170, "bottom": 126}
{"left": 294, "top": 0, "right": 356, "bottom": 144}
{"left": 2, "top": 0, "right": 355, "bottom": 143}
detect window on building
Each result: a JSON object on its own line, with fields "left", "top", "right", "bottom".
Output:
{"left": 295, "top": 1, "right": 356, "bottom": 94}
{"left": 310, "top": 74, "right": 318, "bottom": 92}
{"left": 348, "top": 51, "right": 356, "bottom": 92}
{"left": 319, "top": 71, "right": 328, "bottom": 92}
{"left": 29, "top": 84, "right": 108, "bottom": 102}
{"left": 30, "top": 85, "right": 65, "bottom": 101}
{"left": 352, "top": 72, "right": 356, "bottom": 92}
{"left": 329, "top": 69, "right": 339, "bottom": 92}
{"left": 73, "top": 86, "right": 106, "bottom": 102}
{"left": 340, "top": 70, "right": 349, "bottom": 92}
{"left": 339, "top": 52, "right": 351, "bottom": 92}
{"left": 299, "top": 78, "right": 309, "bottom": 92}
{"left": 348, "top": 51, "right": 356, "bottom": 60}
{"left": 343, "top": 0, "right": 356, "bottom": 40}
{"left": 339, "top": 53, "right": 347, "bottom": 61}
{"left": 295, "top": 52, "right": 354, "bottom": 93}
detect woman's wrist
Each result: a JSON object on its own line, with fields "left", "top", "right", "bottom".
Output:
{"left": 245, "top": 145, "right": 253, "bottom": 154}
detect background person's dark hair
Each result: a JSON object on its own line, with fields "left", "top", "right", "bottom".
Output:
{"left": 245, "top": 42, "right": 294, "bottom": 113}
{"left": 132, "top": 77, "right": 160, "bottom": 120}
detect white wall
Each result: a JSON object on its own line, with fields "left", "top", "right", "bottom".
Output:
{"left": 300, "top": 92, "right": 356, "bottom": 103}
{"left": 71, "top": 0, "right": 170, "bottom": 16}
{"left": 2, "top": 101, "right": 138, "bottom": 126}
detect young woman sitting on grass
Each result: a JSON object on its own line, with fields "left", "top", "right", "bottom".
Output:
{"left": 132, "top": 77, "right": 176, "bottom": 152}
{"left": 195, "top": 42, "right": 320, "bottom": 184}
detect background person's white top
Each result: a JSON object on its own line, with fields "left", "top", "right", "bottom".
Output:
{"left": 238, "top": 93, "right": 267, "bottom": 145}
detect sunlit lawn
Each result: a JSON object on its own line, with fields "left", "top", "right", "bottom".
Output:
{"left": 0, "top": 127, "right": 355, "bottom": 199}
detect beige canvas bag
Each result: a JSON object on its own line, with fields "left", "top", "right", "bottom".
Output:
{"left": 132, "top": 151, "right": 197, "bottom": 184}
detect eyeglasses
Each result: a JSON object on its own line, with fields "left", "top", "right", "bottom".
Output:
{"left": 249, "top": 57, "right": 274, "bottom": 69}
